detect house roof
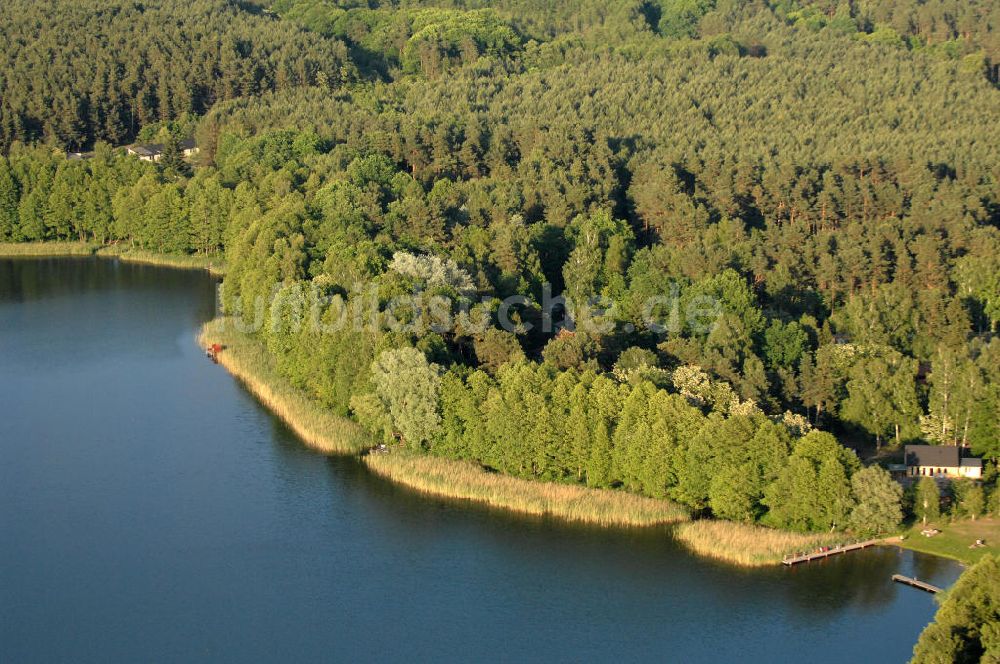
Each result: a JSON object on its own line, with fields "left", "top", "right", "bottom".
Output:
{"left": 904, "top": 445, "right": 960, "bottom": 468}
{"left": 128, "top": 138, "right": 196, "bottom": 155}
{"left": 961, "top": 458, "right": 983, "bottom": 468}
{"left": 128, "top": 144, "right": 162, "bottom": 156}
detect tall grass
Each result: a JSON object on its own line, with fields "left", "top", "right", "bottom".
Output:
{"left": 199, "top": 318, "right": 372, "bottom": 454}
{"left": 0, "top": 242, "right": 225, "bottom": 275}
{"left": 196, "top": 321, "right": 688, "bottom": 525}
{"left": 674, "top": 521, "right": 846, "bottom": 567}
{"left": 0, "top": 241, "right": 97, "bottom": 256}
{"left": 364, "top": 450, "right": 690, "bottom": 527}
{"left": 97, "top": 246, "right": 225, "bottom": 275}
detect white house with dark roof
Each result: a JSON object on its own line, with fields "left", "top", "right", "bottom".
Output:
{"left": 126, "top": 138, "right": 198, "bottom": 162}
{"left": 126, "top": 144, "right": 162, "bottom": 161}
{"left": 904, "top": 444, "right": 982, "bottom": 480}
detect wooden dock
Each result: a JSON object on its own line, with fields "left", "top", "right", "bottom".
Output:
{"left": 892, "top": 574, "right": 942, "bottom": 594}
{"left": 782, "top": 539, "right": 880, "bottom": 565}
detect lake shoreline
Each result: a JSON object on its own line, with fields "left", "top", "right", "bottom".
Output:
{"left": 2, "top": 248, "right": 939, "bottom": 566}
{"left": 199, "top": 317, "right": 690, "bottom": 528}
{"left": 3, "top": 264, "right": 955, "bottom": 664}
{"left": 0, "top": 241, "right": 224, "bottom": 275}
{"left": 891, "top": 518, "right": 1000, "bottom": 567}
{"left": 0, "top": 240, "right": 98, "bottom": 257}
{"left": 198, "top": 318, "right": 372, "bottom": 455}
{"left": 97, "top": 246, "right": 226, "bottom": 276}
{"left": 199, "top": 314, "right": 937, "bottom": 566}
{"left": 674, "top": 520, "right": 851, "bottom": 567}
{"left": 363, "top": 449, "right": 690, "bottom": 527}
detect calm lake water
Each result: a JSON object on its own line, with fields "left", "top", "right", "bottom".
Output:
{"left": 0, "top": 257, "right": 962, "bottom": 663}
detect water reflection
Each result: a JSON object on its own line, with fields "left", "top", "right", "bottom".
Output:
{"left": 0, "top": 258, "right": 217, "bottom": 370}
{"left": 912, "top": 548, "right": 957, "bottom": 580}
{"left": 782, "top": 547, "right": 902, "bottom": 612}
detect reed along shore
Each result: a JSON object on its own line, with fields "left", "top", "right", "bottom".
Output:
{"left": 674, "top": 520, "right": 845, "bottom": 567}
{"left": 8, "top": 249, "right": 906, "bottom": 562}
{"left": 96, "top": 246, "right": 225, "bottom": 275}
{"left": 0, "top": 241, "right": 97, "bottom": 256}
{"left": 199, "top": 318, "right": 372, "bottom": 455}
{"left": 364, "top": 449, "right": 689, "bottom": 527}
{"left": 0, "top": 242, "right": 224, "bottom": 275}
{"left": 200, "top": 317, "right": 882, "bottom": 555}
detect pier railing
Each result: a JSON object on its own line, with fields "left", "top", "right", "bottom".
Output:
{"left": 781, "top": 539, "right": 881, "bottom": 566}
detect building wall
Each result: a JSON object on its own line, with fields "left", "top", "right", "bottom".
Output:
{"left": 908, "top": 465, "right": 982, "bottom": 479}
{"left": 909, "top": 465, "right": 960, "bottom": 478}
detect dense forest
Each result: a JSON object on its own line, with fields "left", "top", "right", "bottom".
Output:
{"left": 0, "top": 0, "right": 355, "bottom": 151}
{"left": 2, "top": 0, "right": 1000, "bottom": 536}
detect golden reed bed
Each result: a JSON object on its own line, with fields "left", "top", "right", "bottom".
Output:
{"left": 674, "top": 521, "right": 844, "bottom": 566}
{"left": 199, "top": 318, "right": 371, "bottom": 454}
{"left": 364, "top": 450, "right": 689, "bottom": 527}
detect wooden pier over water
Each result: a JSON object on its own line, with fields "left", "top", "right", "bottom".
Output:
{"left": 892, "top": 574, "right": 942, "bottom": 594}
{"left": 782, "top": 540, "right": 880, "bottom": 566}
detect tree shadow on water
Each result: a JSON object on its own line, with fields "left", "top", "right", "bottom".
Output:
{"left": 780, "top": 546, "right": 910, "bottom": 614}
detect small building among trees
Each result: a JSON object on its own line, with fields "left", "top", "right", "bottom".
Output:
{"left": 904, "top": 445, "right": 982, "bottom": 480}
{"left": 125, "top": 138, "right": 198, "bottom": 162}
{"left": 125, "top": 144, "right": 162, "bottom": 161}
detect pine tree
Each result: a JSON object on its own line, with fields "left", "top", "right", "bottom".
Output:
{"left": 567, "top": 383, "right": 591, "bottom": 480}
{"left": 709, "top": 463, "right": 761, "bottom": 523}
{"left": 586, "top": 419, "right": 612, "bottom": 488}
{"left": 16, "top": 187, "right": 48, "bottom": 241}
{"left": 0, "top": 157, "right": 20, "bottom": 240}
{"left": 159, "top": 134, "right": 187, "bottom": 177}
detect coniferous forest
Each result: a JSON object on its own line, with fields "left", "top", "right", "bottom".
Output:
{"left": 3, "top": 0, "right": 1000, "bottom": 584}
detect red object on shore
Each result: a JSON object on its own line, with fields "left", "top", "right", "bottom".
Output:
{"left": 207, "top": 343, "right": 223, "bottom": 363}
